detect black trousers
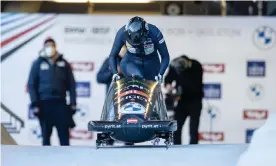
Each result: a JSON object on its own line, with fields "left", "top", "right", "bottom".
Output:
{"left": 38, "top": 100, "right": 73, "bottom": 146}
{"left": 173, "top": 100, "right": 202, "bottom": 145}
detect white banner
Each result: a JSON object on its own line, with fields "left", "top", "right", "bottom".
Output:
{"left": 1, "top": 13, "right": 276, "bottom": 145}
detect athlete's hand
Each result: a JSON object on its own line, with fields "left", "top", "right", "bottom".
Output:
{"left": 112, "top": 73, "right": 121, "bottom": 81}
{"left": 155, "top": 74, "right": 163, "bottom": 83}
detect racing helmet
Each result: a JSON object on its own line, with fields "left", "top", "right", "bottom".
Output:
{"left": 124, "top": 16, "right": 149, "bottom": 47}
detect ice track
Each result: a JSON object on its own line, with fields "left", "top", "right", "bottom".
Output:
{"left": 3, "top": 113, "right": 276, "bottom": 166}
{"left": 2, "top": 144, "right": 248, "bottom": 166}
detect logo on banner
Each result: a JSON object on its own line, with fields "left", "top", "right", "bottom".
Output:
{"left": 91, "top": 27, "right": 110, "bottom": 34}
{"left": 247, "top": 83, "right": 264, "bottom": 101}
{"left": 206, "top": 105, "right": 220, "bottom": 121}
{"left": 64, "top": 27, "right": 86, "bottom": 34}
{"left": 70, "top": 62, "right": 94, "bottom": 72}
{"left": 243, "top": 109, "right": 268, "bottom": 120}
{"left": 76, "top": 82, "right": 91, "bottom": 97}
{"left": 253, "top": 26, "right": 276, "bottom": 50}
{"left": 29, "top": 126, "right": 42, "bottom": 143}
{"left": 75, "top": 104, "right": 89, "bottom": 120}
{"left": 199, "top": 132, "right": 224, "bottom": 141}
{"left": 203, "top": 83, "right": 221, "bottom": 99}
{"left": 247, "top": 61, "right": 265, "bottom": 77}
{"left": 203, "top": 64, "right": 225, "bottom": 73}
{"left": 246, "top": 129, "right": 256, "bottom": 143}
{"left": 70, "top": 129, "right": 93, "bottom": 140}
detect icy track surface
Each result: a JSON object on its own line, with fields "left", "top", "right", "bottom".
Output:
{"left": 2, "top": 144, "right": 248, "bottom": 166}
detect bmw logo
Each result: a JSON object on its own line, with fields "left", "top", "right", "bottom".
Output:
{"left": 201, "top": 104, "right": 220, "bottom": 124}
{"left": 247, "top": 83, "right": 264, "bottom": 101}
{"left": 76, "top": 105, "right": 89, "bottom": 119}
{"left": 29, "top": 126, "right": 42, "bottom": 143}
{"left": 206, "top": 105, "right": 220, "bottom": 120}
{"left": 253, "top": 26, "right": 276, "bottom": 50}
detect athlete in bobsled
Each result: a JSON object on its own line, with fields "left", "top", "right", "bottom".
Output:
{"left": 88, "top": 16, "right": 177, "bottom": 148}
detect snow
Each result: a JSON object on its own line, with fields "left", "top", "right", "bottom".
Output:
{"left": 236, "top": 112, "right": 276, "bottom": 166}
{"left": 2, "top": 144, "right": 247, "bottom": 166}
{"left": 5, "top": 113, "right": 276, "bottom": 166}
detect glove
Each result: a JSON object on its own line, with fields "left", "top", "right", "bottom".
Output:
{"left": 155, "top": 74, "right": 163, "bottom": 83}
{"left": 71, "top": 105, "right": 77, "bottom": 115}
{"left": 32, "top": 107, "right": 40, "bottom": 116}
{"left": 112, "top": 73, "right": 121, "bottom": 81}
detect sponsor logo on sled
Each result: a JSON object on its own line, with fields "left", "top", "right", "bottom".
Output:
{"left": 247, "top": 83, "right": 264, "bottom": 101}
{"left": 70, "top": 129, "right": 93, "bottom": 140}
{"left": 199, "top": 132, "right": 224, "bottom": 141}
{"left": 203, "top": 64, "right": 225, "bottom": 73}
{"left": 243, "top": 109, "right": 268, "bottom": 120}
{"left": 115, "top": 90, "right": 149, "bottom": 99}
{"left": 121, "top": 102, "right": 145, "bottom": 114}
{"left": 203, "top": 83, "right": 221, "bottom": 99}
{"left": 70, "top": 62, "right": 94, "bottom": 72}
{"left": 247, "top": 61, "right": 265, "bottom": 77}
{"left": 76, "top": 82, "right": 90, "bottom": 97}
{"left": 127, "top": 118, "right": 138, "bottom": 124}
{"left": 246, "top": 129, "right": 256, "bottom": 143}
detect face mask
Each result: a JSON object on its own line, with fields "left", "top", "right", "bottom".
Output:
{"left": 44, "top": 47, "right": 54, "bottom": 57}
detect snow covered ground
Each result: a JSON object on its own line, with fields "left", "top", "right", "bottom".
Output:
{"left": 2, "top": 113, "right": 276, "bottom": 166}
{"left": 2, "top": 144, "right": 247, "bottom": 166}
{"left": 236, "top": 113, "right": 276, "bottom": 166}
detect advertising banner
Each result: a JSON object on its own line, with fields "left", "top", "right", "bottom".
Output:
{"left": 1, "top": 13, "right": 275, "bottom": 145}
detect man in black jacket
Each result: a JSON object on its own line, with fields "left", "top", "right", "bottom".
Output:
{"left": 97, "top": 45, "right": 126, "bottom": 94}
{"left": 165, "top": 55, "right": 203, "bottom": 145}
{"left": 27, "top": 38, "right": 76, "bottom": 146}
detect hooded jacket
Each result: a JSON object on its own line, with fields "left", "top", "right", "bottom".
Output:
{"left": 27, "top": 54, "right": 76, "bottom": 108}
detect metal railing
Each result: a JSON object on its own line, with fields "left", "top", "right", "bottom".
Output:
{"left": 1, "top": 103, "right": 24, "bottom": 134}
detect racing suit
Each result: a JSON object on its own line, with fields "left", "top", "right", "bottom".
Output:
{"left": 109, "top": 24, "right": 170, "bottom": 81}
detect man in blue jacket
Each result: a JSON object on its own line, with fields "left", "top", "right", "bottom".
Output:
{"left": 27, "top": 38, "right": 76, "bottom": 146}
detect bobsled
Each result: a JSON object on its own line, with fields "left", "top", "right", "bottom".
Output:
{"left": 88, "top": 76, "right": 177, "bottom": 148}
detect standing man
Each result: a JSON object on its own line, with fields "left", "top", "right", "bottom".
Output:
{"left": 27, "top": 38, "right": 77, "bottom": 146}
{"left": 164, "top": 55, "right": 203, "bottom": 145}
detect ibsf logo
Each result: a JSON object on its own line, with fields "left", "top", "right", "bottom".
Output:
{"left": 247, "top": 61, "right": 265, "bottom": 77}
{"left": 91, "top": 27, "right": 110, "bottom": 34}
{"left": 246, "top": 129, "right": 256, "bottom": 143}
{"left": 203, "top": 83, "right": 221, "bottom": 99}
{"left": 70, "top": 129, "right": 93, "bottom": 140}
{"left": 247, "top": 83, "right": 264, "bottom": 101}
{"left": 253, "top": 26, "right": 276, "bottom": 50}
{"left": 243, "top": 109, "right": 268, "bottom": 120}
{"left": 76, "top": 82, "right": 91, "bottom": 97}
{"left": 199, "top": 132, "right": 224, "bottom": 141}
{"left": 203, "top": 64, "right": 225, "bottom": 73}
{"left": 70, "top": 62, "right": 94, "bottom": 72}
